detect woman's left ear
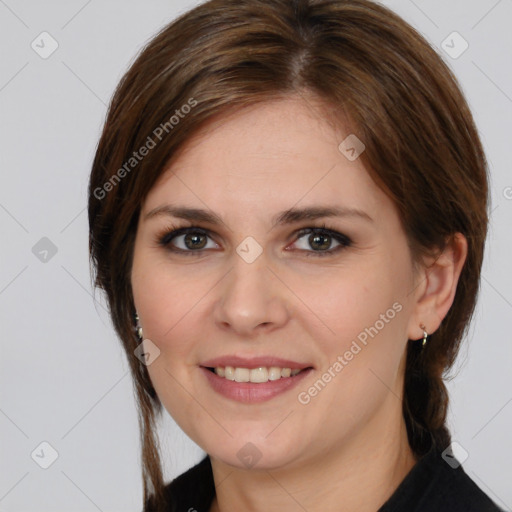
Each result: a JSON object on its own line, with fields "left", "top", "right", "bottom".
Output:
{"left": 407, "top": 232, "right": 468, "bottom": 340}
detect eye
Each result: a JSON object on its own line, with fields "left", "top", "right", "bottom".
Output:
{"left": 289, "top": 225, "right": 352, "bottom": 257}
{"left": 155, "top": 223, "right": 352, "bottom": 257}
{"left": 157, "top": 226, "right": 219, "bottom": 255}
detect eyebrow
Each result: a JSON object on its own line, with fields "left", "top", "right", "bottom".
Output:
{"left": 144, "top": 204, "right": 373, "bottom": 228}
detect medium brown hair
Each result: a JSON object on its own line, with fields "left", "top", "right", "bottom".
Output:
{"left": 88, "top": 0, "right": 489, "bottom": 509}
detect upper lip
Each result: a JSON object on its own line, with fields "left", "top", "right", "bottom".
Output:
{"left": 201, "top": 356, "right": 313, "bottom": 370}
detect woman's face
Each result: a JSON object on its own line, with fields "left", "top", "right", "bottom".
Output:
{"left": 131, "top": 96, "right": 423, "bottom": 470}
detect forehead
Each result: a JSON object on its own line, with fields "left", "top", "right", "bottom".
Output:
{"left": 142, "top": 97, "right": 386, "bottom": 222}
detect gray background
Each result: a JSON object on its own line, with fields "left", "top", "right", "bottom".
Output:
{"left": 1, "top": 0, "right": 511, "bottom": 510}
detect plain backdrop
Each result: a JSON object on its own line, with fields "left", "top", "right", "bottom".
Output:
{"left": 1, "top": 0, "right": 511, "bottom": 510}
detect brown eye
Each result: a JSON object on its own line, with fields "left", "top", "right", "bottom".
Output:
{"left": 158, "top": 227, "right": 218, "bottom": 254}
{"left": 290, "top": 227, "right": 352, "bottom": 257}
{"left": 183, "top": 232, "right": 208, "bottom": 250}
{"left": 308, "top": 232, "right": 332, "bottom": 251}
{"left": 157, "top": 225, "right": 351, "bottom": 258}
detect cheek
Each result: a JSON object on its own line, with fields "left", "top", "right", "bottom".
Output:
{"left": 132, "top": 257, "right": 207, "bottom": 423}
{"left": 290, "top": 250, "right": 413, "bottom": 406}
{"left": 132, "top": 250, "right": 209, "bottom": 343}
{"left": 335, "top": 263, "right": 411, "bottom": 386}
{"left": 292, "top": 255, "right": 409, "bottom": 344}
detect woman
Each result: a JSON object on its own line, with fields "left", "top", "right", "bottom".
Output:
{"left": 88, "top": 0, "right": 503, "bottom": 510}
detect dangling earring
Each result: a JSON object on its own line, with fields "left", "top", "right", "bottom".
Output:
{"left": 134, "top": 312, "right": 143, "bottom": 341}
{"left": 419, "top": 324, "right": 428, "bottom": 347}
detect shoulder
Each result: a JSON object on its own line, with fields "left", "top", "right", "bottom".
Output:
{"left": 143, "top": 455, "right": 215, "bottom": 512}
{"left": 428, "top": 461, "right": 504, "bottom": 512}
{"left": 379, "top": 447, "right": 504, "bottom": 512}
{"left": 147, "top": 449, "right": 504, "bottom": 512}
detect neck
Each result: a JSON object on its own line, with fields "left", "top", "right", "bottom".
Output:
{"left": 209, "top": 402, "right": 417, "bottom": 512}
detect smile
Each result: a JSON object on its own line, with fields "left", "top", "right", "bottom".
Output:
{"left": 207, "top": 366, "right": 306, "bottom": 382}
{"left": 200, "top": 366, "right": 314, "bottom": 403}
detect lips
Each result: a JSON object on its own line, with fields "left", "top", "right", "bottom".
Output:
{"left": 200, "top": 365, "right": 314, "bottom": 403}
{"left": 200, "top": 355, "right": 313, "bottom": 370}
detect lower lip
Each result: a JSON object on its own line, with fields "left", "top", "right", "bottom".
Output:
{"left": 200, "top": 366, "right": 313, "bottom": 403}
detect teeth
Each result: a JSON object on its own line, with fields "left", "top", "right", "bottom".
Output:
{"left": 268, "top": 367, "right": 282, "bottom": 380}
{"left": 234, "top": 368, "right": 250, "bottom": 382}
{"left": 213, "top": 366, "right": 303, "bottom": 382}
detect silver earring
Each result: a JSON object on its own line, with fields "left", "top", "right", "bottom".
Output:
{"left": 420, "top": 324, "right": 428, "bottom": 347}
{"left": 134, "top": 312, "right": 143, "bottom": 340}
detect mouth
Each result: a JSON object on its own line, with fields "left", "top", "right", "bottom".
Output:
{"left": 203, "top": 365, "right": 314, "bottom": 383}
{"left": 200, "top": 364, "right": 314, "bottom": 403}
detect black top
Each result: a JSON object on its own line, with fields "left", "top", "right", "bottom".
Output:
{"left": 146, "top": 446, "right": 504, "bottom": 512}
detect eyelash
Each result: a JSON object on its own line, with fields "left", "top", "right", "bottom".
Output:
{"left": 155, "top": 222, "right": 352, "bottom": 258}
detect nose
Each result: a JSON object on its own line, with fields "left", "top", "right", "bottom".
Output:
{"left": 213, "top": 250, "right": 290, "bottom": 337}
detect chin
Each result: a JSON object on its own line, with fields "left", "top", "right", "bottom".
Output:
{"left": 204, "top": 434, "right": 303, "bottom": 471}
